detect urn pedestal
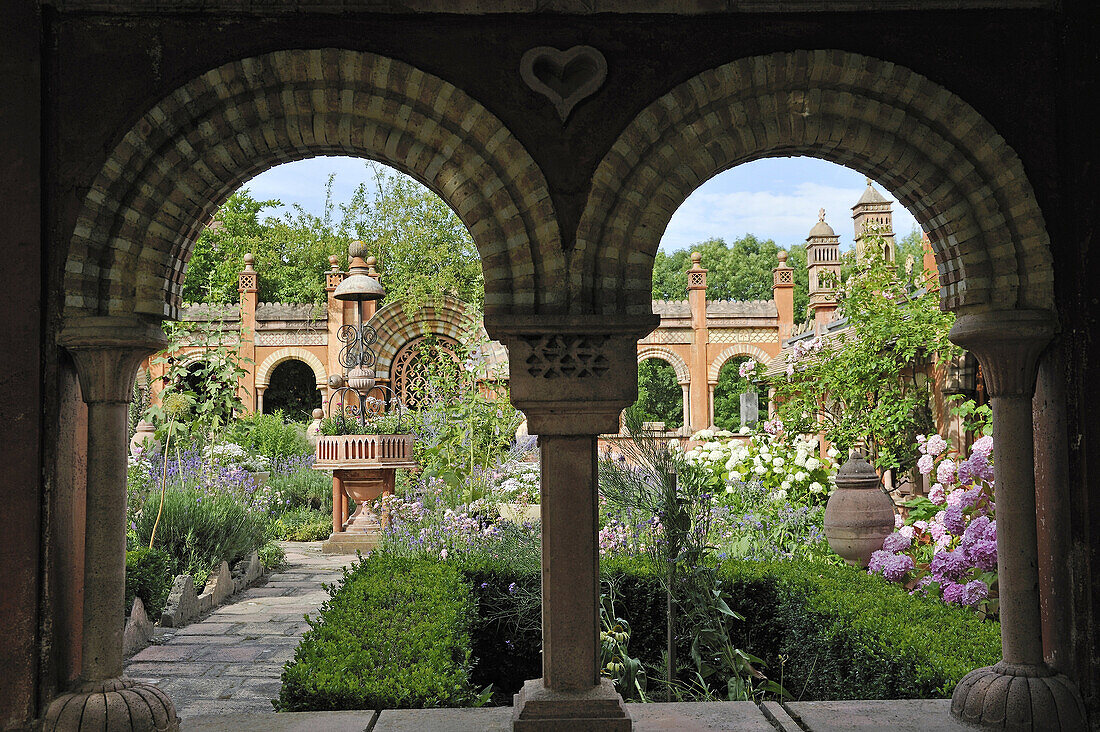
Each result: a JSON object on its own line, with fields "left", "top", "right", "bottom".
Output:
{"left": 314, "top": 434, "right": 416, "bottom": 554}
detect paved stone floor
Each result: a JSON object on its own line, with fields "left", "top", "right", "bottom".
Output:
{"left": 184, "top": 699, "right": 968, "bottom": 731}
{"left": 125, "top": 542, "right": 352, "bottom": 720}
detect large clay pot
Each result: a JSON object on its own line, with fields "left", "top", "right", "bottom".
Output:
{"left": 823, "top": 451, "right": 896, "bottom": 567}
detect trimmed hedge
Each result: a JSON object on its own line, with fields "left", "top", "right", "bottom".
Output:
{"left": 125, "top": 547, "right": 173, "bottom": 621}
{"left": 277, "top": 555, "right": 481, "bottom": 711}
{"left": 277, "top": 555, "right": 1001, "bottom": 709}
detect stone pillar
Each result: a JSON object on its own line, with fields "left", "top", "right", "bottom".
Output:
{"left": 772, "top": 250, "right": 795, "bottom": 343}
{"left": 256, "top": 386, "right": 266, "bottom": 414}
{"left": 494, "top": 315, "right": 656, "bottom": 732}
{"left": 949, "top": 310, "right": 1086, "bottom": 730}
{"left": 331, "top": 475, "right": 345, "bottom": 534}
{"left": 686, "top": 253, "right": 710, "bottom": 434}
{"left": 708, "top": 382, "right": 715, "bottom": 428}
{"left": 45, "top": 317, "right": 178, "bottom": 731}
{"left": 238, "top": 254, "right": 259, "bottom": 413}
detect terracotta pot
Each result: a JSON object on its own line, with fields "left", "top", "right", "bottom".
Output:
{"left": 823, "top": 451, "right": 896, "bottom": 567}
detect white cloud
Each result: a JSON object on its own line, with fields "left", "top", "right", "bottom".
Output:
{"left": 660, "top": 178, "right": 920, "bottom": 252}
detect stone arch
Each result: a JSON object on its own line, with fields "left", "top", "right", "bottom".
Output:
{"left": 63, "top": 49, "right": 563, "bottom": 323}
{"left": 255, "top": 347, "right": 327, "bottom": 389}
{"left": 708, "top": 344, "right": 772, "bottom": 384}
{"left": 575, "top": 50, "right": 1053, "bottom": 317}
{"left": 637, "top": 347, "right": 690, "bottom": 385}
{"left": 369, "top": 297, "right": 474, "bottom": 376}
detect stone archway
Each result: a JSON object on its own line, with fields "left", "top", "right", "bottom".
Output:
{"left": 368, "top": 297, "right": 474, "bottom": 378}
{"left": 707, "top": 345, "right": 772, "bottom": 385}
{"left": 61, "top": 48, "right": 563, "bottom": 325}
{"left": 574, "top": 49, "right": 1055, "bottom": 319}
{"left": 255, "top": 348, "right": 327, "bottom": 391}
{"left": 637, "top": 346, "right": 690, "bottom": 430}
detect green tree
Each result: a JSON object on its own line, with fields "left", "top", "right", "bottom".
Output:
{"left": 627, "top": 359, "right": 683, "bottom": 430}
{"left": 652, "top": 236, "right": 810, "bottom": 322}
{"left": 769, "top": 229, "right": 959, "bottom": 473}
{"left": 182, "top": 163, "right": 483, "bottom": 311}
{"left": 712, "top": 357, "right": 767, "bottom": 432}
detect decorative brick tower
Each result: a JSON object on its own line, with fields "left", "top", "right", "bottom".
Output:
{"left": 852, "top": 177, "right": 896, "bottom": 263}
{"left": 806, "top": 208, "right": 841, "bottom": 332}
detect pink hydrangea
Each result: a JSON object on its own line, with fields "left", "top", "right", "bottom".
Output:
{"left": 894, "top": 513, "right": 904, "bottom": 529}
{"left": 942, "top": 582, "right": 965, "bottom": 605}
{"left": 869, "top": 550, "right": 914, "bottom": 582}
{"left": 937, "top": 459, "right": 957, "bottom": 486}
{"left": 917, "top": 454, "right": 935, "bottom": 476}
{"left": 928, "top": 483, "right": 946, "bottom": 505}
{"left": 882, "top": 531, "right": 912, "bottom": 553}
{"left": 961, "top": 579, "right": 990, "bottom": 607}
{"left": 972, "top": 435, "right": 994, "bottom": 458}
{"left": 926, "top": 434, "right": 948, "bottom": 457}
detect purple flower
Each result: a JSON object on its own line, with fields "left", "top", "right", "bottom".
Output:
{"left": 967, "top": 452, "right": 994, "bottom": 482}
{"left": 508, "top": 582, "right": 517, "bottom": 594}
{"left": 937, "top": 459, "right": 957, "bottom": 487}
{"left": 882, "top": 531, "right": 911, "bottom": 553}
{"left": 961, "top": 579, "right": 990, "bottom": 607}
{"left": 930, "top": 548, "right": 969, "bottom": 582}
{"left": 869, "top": 550, "right": 914, "bottom": 582}
{"left": 942, "top": 581, "right": 965, "bottom": 605}
{"left": 928, "top": 483, "right": 946, "bottom": 505}
{"left": 943, "top": 506, "right": 966, "bottom": 536}
{"left": 965, "top": 539, "right": 998, "bottom": 571}
{"left": 956, "top": 459, "right": 974, "bottom": 486}
{"left": 962, "top": 515, "right": 992, "bottom": 546}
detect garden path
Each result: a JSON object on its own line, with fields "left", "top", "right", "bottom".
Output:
{"left": 125, "top": 541, "right": 352, "bottom": 720}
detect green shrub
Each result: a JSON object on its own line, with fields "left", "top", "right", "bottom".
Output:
{"left": 134, "top": 488, "right": 267, "bottom": 582}
{"left": 229, "top": 411, "right": 311, "bottom": 459}
{"left": 258, "top": 541, "right": 287, "bottom": 571}
{"left": 268, "top": 506, "right": 332, "bottom": 542}
{"left": 268, "top": 466, "right": 331, "bottom": 511}
{"left": 125, "top": 547, "right": 173, "bottom": 621}
{"left": 278, "top": 555, "right": 482, "bottom": 711}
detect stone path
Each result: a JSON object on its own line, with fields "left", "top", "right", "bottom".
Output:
{"left": 126, "top": 542, "right": 352, "bottom": 720}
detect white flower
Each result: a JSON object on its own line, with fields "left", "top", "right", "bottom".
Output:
{"left": 809, "top": 481, "right": 824, "bottom": 494}
{"left": 772, "top": 457, "right": 784, "bottom": 468}
{"left": 805, "top": 457, "right": 820, "bottom": 471}
{"left": 794, "top": 471, "right": 808, "bottom": 483}
{"left": 773, "top": 489, "right": 788, "bottom": 501}
{"left": 826, "top": 446, "right": 839, "bottom": 458}
{"left": 753, "top": 464, "right": 767, "bottom": 475}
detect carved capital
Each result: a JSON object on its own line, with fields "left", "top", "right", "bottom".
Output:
{"left": 948, "top": 309, "right": 1055, "bottom": 399}
{"left": 952, "top": 662, "right": 1086, "bottom": 729}
{"left": 492, "top": 315, "right": 659, "bottom": 435}
{"left": 60, "top": 317, "right": 167, "bottom": 404}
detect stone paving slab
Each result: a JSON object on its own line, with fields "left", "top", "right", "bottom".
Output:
{"left": 183, "top": 711, "right": 375, "bottom": 732}
{"left": 630, "top": 701, "right": 776, "bottom": 730}
{"left": 786, "top": 699, "right": 967, "bottom": 731}
{"left": 125, "top": 541, "right": 352, "bottom": 720}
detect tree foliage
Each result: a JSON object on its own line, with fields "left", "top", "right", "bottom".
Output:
{"left": 652, "top": 236, "right": 809, "bottom": 323}
{"left": 769, "top": 229, "right": 959, "bottom": 473}
{"left": 628, "top": 359, "right": 684, "bottom": 430}
{"left": 183, "top": 163, "right": 482, "bottom": 311}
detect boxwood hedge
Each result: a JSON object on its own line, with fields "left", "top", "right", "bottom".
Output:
{"left": 277, "top": 554, "right": 1001, "bottom": 709}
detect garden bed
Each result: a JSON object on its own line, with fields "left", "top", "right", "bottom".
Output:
{"left": 276, "top": 553, "right": 1001, "bottom": 711}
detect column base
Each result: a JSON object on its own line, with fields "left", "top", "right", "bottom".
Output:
{"left": 951, "top": 661, "right": 1086, "bottom": 730}
{"left": 44, "top": 677, "right": 178, "bottom": 731}
{"left": 512, "top": 678, "right": 631, "bottom": 731}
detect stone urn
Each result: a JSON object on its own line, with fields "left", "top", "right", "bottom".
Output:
{"left": 129, "top": 419, "right": 157, "bottom": 458}
{"left": 823, "top": 451, "right": 896, "bottom": 567}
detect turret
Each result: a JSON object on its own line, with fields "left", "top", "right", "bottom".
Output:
{"left": 852, "top": 178, "right": 895, "bottom": 263}
{"left": 806, "top": 208, "right": 841, "bottom": 332}
{"left": 772, "top": 249, "right": 795, "bottom": 342}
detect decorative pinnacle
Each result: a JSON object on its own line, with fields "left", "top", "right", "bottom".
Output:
{"left": 243, "top": 253, "right": 255, "bottom": 271}
{"left": 348, "top": 240, "right": 369, "bottom": 260}
{"left": 818, "top": 208, "right": 826, "bottom": 222}
{"left": 777, "top": 249, "right": 788, "bottom": 265}
{"left": 329, "top": 255, "right": 340, "bottom": 270}
{"left": 690, "top": 251, "right": 702, "bottom": 265}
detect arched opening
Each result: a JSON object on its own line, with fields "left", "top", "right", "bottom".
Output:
{"left": 390, "top": 334, "right": 462, "bottom": 410}
{"left": 628, "top": 357, "right": 684, "bottom": 431}
{"left": 262, "top": 360, "right": 321, "bottom": 422}
{"left": 713, "top": 356, "right": 766, "bottom": 433}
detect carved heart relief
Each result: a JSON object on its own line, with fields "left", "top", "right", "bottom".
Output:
{"left": 520, "top": 45, "right": 607, "bottom": 122}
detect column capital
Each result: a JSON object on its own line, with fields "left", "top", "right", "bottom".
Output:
{"left": 490, "top": 314, "right": 659, "bottom": 435}
{"left": 60, "top": 316, "right": 166, "bottom": 404}
{"left": 948, "top": 309, "right": 1055, "bottom": 398}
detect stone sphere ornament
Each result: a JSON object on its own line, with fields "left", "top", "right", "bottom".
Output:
{"left": 823, "top": 450, "right": 896, "bottom": 567}
{"left": 43, "top": 677, "right": 178, "bottom": 731}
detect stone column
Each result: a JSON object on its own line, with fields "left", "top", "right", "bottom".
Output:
{"left": 494, "top": 315, "right": 656, "bottom": 732}
{"left": 708, "top": 382, "right": 715, "bottom": 428}
{"left": 45, "top": 317, "right": 178, "bottom": 731}
{"left": 680, "top": 383, "right": 690, "bottom": 435}
{"left": 256, "top": 386, "right": 266, "bottom": 414}
{"left": 949, "top": 310, "right": 1085, "bottom": 730}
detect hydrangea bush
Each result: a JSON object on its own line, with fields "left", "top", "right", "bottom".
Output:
{"left": 868, "top": 434, "right": 998, "bottom": 613}
{"left": 685, "top": 420, "right": 839, "bottom": 507}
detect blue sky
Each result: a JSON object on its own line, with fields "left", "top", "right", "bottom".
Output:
{"left": 240, "top": 155, "right": 921, "bottom": 254}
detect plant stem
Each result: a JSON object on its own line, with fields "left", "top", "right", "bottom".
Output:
{"left": 149, "top": 420, "right": 174, "bottom": 549}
